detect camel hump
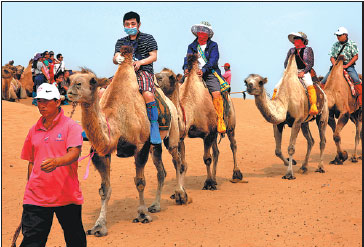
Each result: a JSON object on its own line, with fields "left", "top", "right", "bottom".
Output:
{"left": 187, "top": 54, "right": 198, "bottom": 71}
{"left": 120, "top": 45, "right": 133, "bottom": 55}
{"left": 337, "top": 55, "right": 344, "bottom": 61}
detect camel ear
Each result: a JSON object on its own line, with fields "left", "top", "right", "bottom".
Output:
{"left": 97, "top": 78, "right": 110, "bottom": 88}
{"left": 259, "top": 77, "right": 268, "bottom": 86}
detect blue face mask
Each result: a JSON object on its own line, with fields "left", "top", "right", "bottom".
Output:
{"left": 124, "top": 27, "right": 138, "bottom": 36}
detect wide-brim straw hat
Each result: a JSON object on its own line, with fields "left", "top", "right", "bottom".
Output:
{"left": 191, "top": 21, "right": 214, "bottom": 38}
{"left": 288, "top": 32, "right": 308, "bottom": 45}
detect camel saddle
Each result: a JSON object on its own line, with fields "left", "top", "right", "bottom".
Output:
{"left": 154, "top": 90, "right": 171, "bottom": 131}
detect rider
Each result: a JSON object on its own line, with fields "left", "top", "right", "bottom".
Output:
{"left": 320, "top": 27, "right": 361, "bottom": 108}
{"left": 182, "top": 21, "right": 227, "bottom": 133}
{"left": 272, "top": 32, "right": 319, "bottom": 116}
{"left": 113, "top": 11, "right": 161, "bottom": 144}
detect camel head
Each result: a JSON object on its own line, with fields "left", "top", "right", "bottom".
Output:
{"left": 67, "top": 69, "right": 109, "bottom": 104}
{"left": 155, "top": 68, "right": 177, "bottom": 97}
{"left": 244, "top": 74, "right": 268, "bottom": 96}
{"left": 186, "top": 53, "right": 199, "bottom": 74}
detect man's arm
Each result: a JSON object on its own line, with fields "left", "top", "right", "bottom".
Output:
{"left": 133, "top": 50, "right": 157, "bottom": 71}
{"left": 40, "top": 146, "right": 82, "bottom": 173}
{"left": 343, "top": 54, "right": 358, "bottom": 69}
{"left": 27, "top": 162, "right": 33, "bottom": 180}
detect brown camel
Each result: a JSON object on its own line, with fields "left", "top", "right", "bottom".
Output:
{"left": 19, "top": 59, "right": 35, "bottom": 96}
{"left": 323, "top": 55, "right": 362, "bottom": 164}
{"left": 245, "top": 54, "right": 329, "bottom": 179}
{"left": 155, "top": 54, "right": 243, "bottom": 190}
{"left": 67, "top": 46, "right": 184, "bottom": 237}
{"left": 1, "top": 67, "right": 27, "bottom": 101}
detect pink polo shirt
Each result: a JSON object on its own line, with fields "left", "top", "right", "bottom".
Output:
{"left": 222, "top": 70, "right": 231, "bottom": 85}
{"left": 21, "top": 109, "right": 84, "bottom": 207}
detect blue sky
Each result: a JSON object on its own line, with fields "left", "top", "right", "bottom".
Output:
{"left": 2, "top": 2, "right": 362, "bottom": 98}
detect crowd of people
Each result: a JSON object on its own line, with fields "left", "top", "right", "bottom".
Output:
{"left": 31, "top": 51, "right": 71, "bottom": 106}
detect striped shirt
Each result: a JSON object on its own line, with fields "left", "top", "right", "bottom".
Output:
{"left": 115, "top": 32, "right": 158, "bottom": 74}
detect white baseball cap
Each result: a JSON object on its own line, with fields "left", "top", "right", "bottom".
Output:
{"left": 35, "top": 83, "right": 60, "bottom": 100}
{"left": 334, "top": 27, "right": 348, "bottom": 35}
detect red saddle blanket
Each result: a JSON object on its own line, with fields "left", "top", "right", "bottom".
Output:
{"left": 343, "top": 70, "right": 358, "bottom": 96}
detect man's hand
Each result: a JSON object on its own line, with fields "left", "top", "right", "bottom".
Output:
{"left": 115, "top": 54, "right": 125, "bottom": 64}
{"left": 298, "top": 71, "right": 305, "bottom": 78}
{"left": 343, "top": 64, "right": 349, "bottom": 69}
{"left": 41, "top": 158, "right": 59, "bottom": 173}
{"left": 133, "top": 60, "right": 143, "bottom": 71}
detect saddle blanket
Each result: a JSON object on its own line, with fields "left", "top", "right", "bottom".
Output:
{"left": 154, "top": 90, "right": 171, "bottom": 131}
{"left": 343, "top": 70, "right": 358, "bottom": 96}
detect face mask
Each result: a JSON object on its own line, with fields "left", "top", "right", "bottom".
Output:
{"left": 124, "top": 27, "right": 138, "bottom": 36}
{"left": 197, "top": 32, "right": 209, "bottom": 45}
{"left": 294, "top": 39, "right": 305, "bottom": 49}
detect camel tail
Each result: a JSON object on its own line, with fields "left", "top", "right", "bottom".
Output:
{"left": 187, "top": 54, "right": 198, "bottom": 72}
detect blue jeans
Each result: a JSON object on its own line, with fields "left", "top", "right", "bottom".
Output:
{"left": 321, "top": 65, "right": 360, "bottom": 84}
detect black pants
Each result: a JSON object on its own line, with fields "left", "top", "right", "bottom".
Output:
{"left": 20, "top": 204, "right": 87, "bottom": 247}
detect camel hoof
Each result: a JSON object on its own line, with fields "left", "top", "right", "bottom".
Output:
{"left": 298, "top": 167, "right": 308, "bottom": 174}
{"left": 148, "top": 204, "right": 161, "bottom": 213}
{"left": 133, "top": 213, "right": 152, "bottom": 224}
{"left": 329, "top": 157, "right": 343, "bottom": 165}
{"left": 339, "top": 151, "right": 348, "bottom": 162}
{"left": 87, "top": 225, "right": 108, "bottom": 237}
{"left": 174, "top": 190, "right": 189, "bottom": 205}
{"left": 232, "top": 170, "right": 243, "bottom": 181}
{"left": 350, "top": 156, "right": 358, "bottom": 163}
{"left": 282, "top": 175, "right": 296, "bottom": 180}
{"left": 202, "top": 179, "right": 217, "bottom": 190}
{"left": 315, "top": 167, "right": 325, "bottom": 173}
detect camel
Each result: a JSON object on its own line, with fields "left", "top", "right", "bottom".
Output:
{"left": 323, "top": 55, "right": 362, "bottom": 164}
{"left": 18, "top": 59, "right": 35, "bottom": 96}
{"left": 244, "top": 55, "right": 329, "bottom": 179}
{"left": 67, "top": 46, "right": 185, "bottom": 237}
{"left": 1, "top": 67, "right": 27, "bottom": 101}
{"left": 155, "top": 54, "right": 243, "bottom": 191}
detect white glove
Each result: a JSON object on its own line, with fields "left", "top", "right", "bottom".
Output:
{"left": 115, "top": 54, "right": 125, "bottom": 64}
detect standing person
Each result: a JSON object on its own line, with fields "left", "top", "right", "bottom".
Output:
{"left": 54, "top": 54, "right": 65, "bottom": 76}
{"left": 272, "top": 32, "right": 319, "bottom": 116}
{"left": 43, "top": 51, "right": 50, "bottom": 67}
{"left": 113, "top": 11, "right": 161, "bottom": 144}
{"left": 222, "top": 62, "right": 231, "bottom": 93}
{"left": 320, "top": 27, "right": 361, "bottom": 108}
{"left": 32, "top": 54, "right": 50, "bottom": 106}
{"left": 20, "top": 83, "right": 86, "bottom": 247}
{"left": 48, "top": 51, "right": 56, "bottom": 83}
{"left": 182, "top": 21, "right": 227, "bottom": 133}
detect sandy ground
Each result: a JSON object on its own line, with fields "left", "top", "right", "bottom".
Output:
{"left": 1, "top": 97, "right": 362, "bottom": 247}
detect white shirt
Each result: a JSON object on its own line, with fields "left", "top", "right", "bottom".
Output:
{"left": 197, "top": 44, "right": 207, "bottom": 69}
{"left": 54, "top": 60, "right": 65, "bottom": 75}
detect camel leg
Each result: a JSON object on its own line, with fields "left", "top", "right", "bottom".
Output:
{"left": 170, "top": 143, "right": 189, "bottom": 205}
{"left": 330, "top": 112, "right": 350, "bottom": 165}
{"left": 227, "top": 128, "right": 243, "bottom": 182}
{"left": 211, "top": 137, "right": 220, "bottom": 182}
{"left": 282, "top": 122, "right": 301, "bottom": 180}
{"left": 273, "top": 124, "right": 297, "bottom": 167}
{"left": 350, "top": 114, "right": 362, "bottom": 163}
{"left": 133, "top": 142, "right": 153, "bottom": 223}
{"left": 202, "top": 133, "right": 218, "bottom": 190}
{"left": 87, "top": 151, "right": 111, "bottom": 237}
{"left": 148, "top": 144, "right": 166, "bottom": 213}
{"left": 315, "top": 113, "right": 328, "bottom": 173}
{"left": 298, "top": 122, "right": 314, "bottom": 174}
